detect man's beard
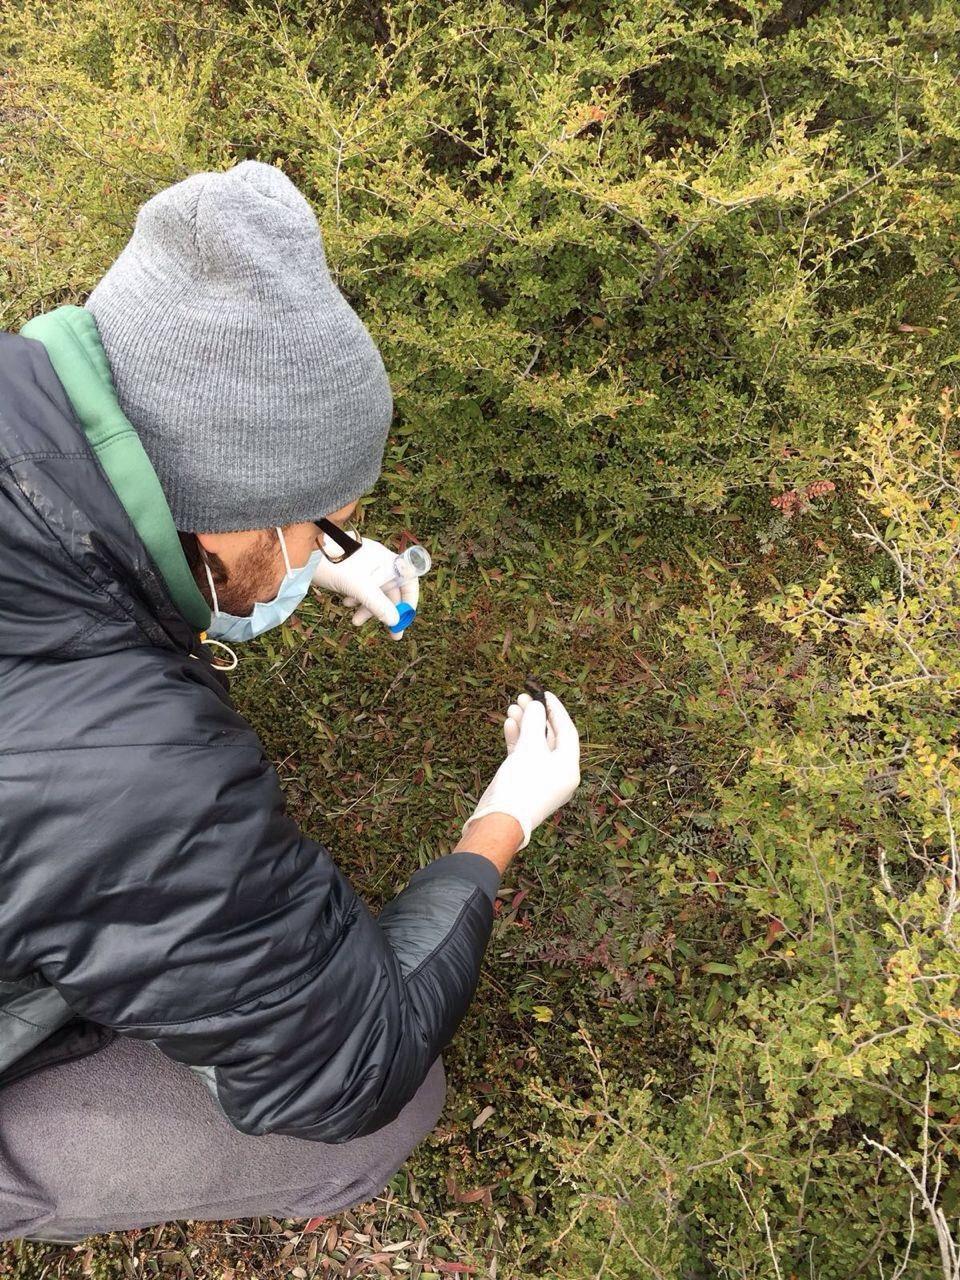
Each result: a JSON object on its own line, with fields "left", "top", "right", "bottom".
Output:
{"left": 179, "top": 531, "right": 286, "bottom": 617}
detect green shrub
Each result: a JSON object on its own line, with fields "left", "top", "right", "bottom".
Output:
{"left": 3, "top": 0, "right": 959, "bottom": 531}
{"left": 537, "top": 393, "right": 960, "bottom": 1277}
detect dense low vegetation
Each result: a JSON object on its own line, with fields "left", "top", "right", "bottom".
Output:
{"left": 3, "top": 1, "right": 960, "bottom": 1276}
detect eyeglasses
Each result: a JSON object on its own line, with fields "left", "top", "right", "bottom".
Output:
{"left": 313, "top": 516, "right": 363, "bottom": 564}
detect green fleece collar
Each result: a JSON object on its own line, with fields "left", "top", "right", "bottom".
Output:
{"left": 20, "top": 305, "right": 212, "bottom": 632}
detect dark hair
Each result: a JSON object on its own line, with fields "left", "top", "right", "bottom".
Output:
{"left": 178, "top": 531, "right": 227, "bottom": 606}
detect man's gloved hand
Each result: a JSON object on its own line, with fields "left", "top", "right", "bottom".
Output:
{"left": 311, "top": 533, "right": 419, "bottom": 640}
{"left": 461, "top": 690, "right": 581, "bottom": 851}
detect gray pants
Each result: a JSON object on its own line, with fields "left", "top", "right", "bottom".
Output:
{"left": 0, "top": 1034, "right": 446, "bottom": 1242}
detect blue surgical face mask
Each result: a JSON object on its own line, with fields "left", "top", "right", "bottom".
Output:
{"left": 202, "top": 527, "right": 323, "bottom": 644}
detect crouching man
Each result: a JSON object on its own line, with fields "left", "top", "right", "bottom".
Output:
{"left": 0, "top": 160, "right": 580, "bottom": 1243}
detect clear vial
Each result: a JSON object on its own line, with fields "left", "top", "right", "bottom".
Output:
{"left": 393, "top": 545, "right": 432, "bottom": 578}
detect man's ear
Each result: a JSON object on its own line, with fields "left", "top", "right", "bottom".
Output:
{"left": 325, "top": 498, "right": 360, "bottom": 526}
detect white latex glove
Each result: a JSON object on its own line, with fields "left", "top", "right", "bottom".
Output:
{"left": 311, "top": 532, "right": 420, "bottom": 641}
{"left": 461, "top": 690, "right": 581, "bottom": 851}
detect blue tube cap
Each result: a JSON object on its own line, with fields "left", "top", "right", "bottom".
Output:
{"left": 389, "top": 602, "right": 417, "bottom": 634}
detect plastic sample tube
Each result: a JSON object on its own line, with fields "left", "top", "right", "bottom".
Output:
{"left": 382, "top": 544, "right": 432, "bottom": 634}
{"left": 394, "top": 544, "right": 432, "bottom": 578}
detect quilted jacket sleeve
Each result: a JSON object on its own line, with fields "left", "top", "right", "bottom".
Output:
{"left": 23, "top": 724, "right": 500, "bottom": 1143}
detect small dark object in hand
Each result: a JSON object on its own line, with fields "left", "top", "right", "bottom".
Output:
{"left": 524, "top": 677, "right": 547, "bottom": 705}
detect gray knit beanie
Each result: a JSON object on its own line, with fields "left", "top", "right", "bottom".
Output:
{"left": 84, "top": 159, "right": 393, "bottom": 532}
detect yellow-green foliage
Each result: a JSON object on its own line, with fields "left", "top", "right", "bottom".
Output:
{"left": 3, "top": 0, "right": 959, "bottom": 530}
{"left": 540, "top": 396, "right": 960, "bottom": 1276}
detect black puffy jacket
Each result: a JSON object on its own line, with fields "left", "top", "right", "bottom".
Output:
{"left": 0, "top": 305, "right": 499, "bottom": 1141}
